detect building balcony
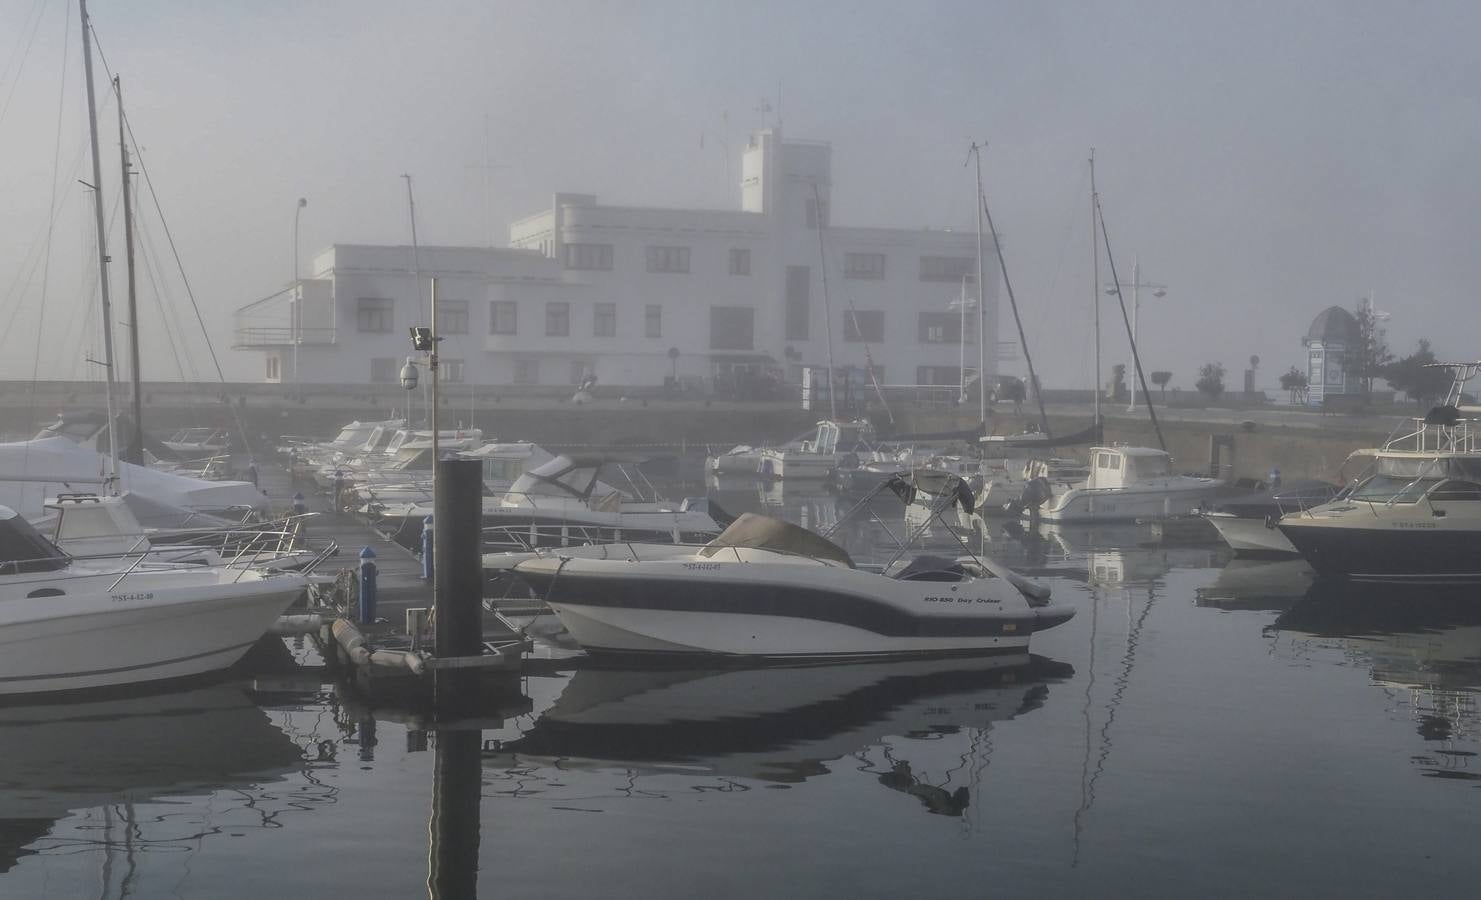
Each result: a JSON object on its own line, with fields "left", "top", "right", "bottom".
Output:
{"left": 232, "top": 326, "right": 338, "bottom": 349}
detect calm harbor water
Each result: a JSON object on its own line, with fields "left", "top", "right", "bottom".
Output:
{"left": 4, "top": 481, "right": 1480, "bottom": 898}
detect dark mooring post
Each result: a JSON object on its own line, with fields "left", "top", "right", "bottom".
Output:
{"left": 434, "top": 457, "right": 484, "bottom": 661}
{"left": 427, "top": 728, "right": 482, "bottom": 900}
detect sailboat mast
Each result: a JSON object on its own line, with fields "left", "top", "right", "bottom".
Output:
{"left": 79, "top": 0, "right": 119, "bottom": 481}
{"left": 116, "top": 76, "right": 144, "bottom": 465}
{"left": 972, "top": 143, "right": 987, "bottom": 427}
{"left": 1089, "top": 149, "right": 1101, "bottom": 431}
{"left": 810, "top": 181, "right": 838, "bottom": 421}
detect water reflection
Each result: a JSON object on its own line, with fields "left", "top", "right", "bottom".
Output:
{"left": 1272, "top": 587, "right": 1481, "bottom": 782}
{"left": 488, "top": 655, "right": 1071, "bottom": 816}
{"left": 1195, "top": 558, "right": 1314, "bottom": 611}
{"left": 0, "top": 684, "right": 313, "bottom": 889}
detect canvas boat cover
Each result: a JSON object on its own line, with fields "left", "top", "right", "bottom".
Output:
{"left": 700, "top": 512, "right": 854, "bottom": 568}
{"left": 0, "top": 437, "right": 268, "bottom": 523}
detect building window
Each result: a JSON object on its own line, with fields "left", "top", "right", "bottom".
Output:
{"left": 545, "top": 302, "right": 570, "bottom": 337}
{"left": 710, "top": 307, "right": 755, "bottom": 351}
{"left": 729, "top": 248, "right": 751, "bottom": 276}
{"left": 356, "top": 298, "right": 394, "bottom": 333}
{"left": 563, "top": 243, "right": 614, "bottom": 271}
{"left": 266, "top": 356, "right": 279, "bottom": 380}
{"left": 594, "top": 303, "right": 617, "bottom": 337}
{"left": 570, "top": 360, "right": 593, "bottom": 385}
{"left": 919, "top": 256, "right": 975, "bottom": 283}
{"left": 436, "top": 300, "right": 469, "bottom": 335}
{"left": 442, "top": 358, "right": 465, "bottom": 383}
{"left": 645, "top": 304, "right": 662, "bottom": 338}
{"left": 370, "top": 357, "right": 398, "bottom": 383}
{"left": 513, "top": 358, "right": 539, "bottom": 385}
{"left": 646, "top": 246, "right": 690, "bottom": 274}
{"left": 489, "top": 300, "right": 518, "bottom": 335}
{"left": 844, "top": 310, "right": 885, "bottom": 343}
{"left": 844, "top": 252, "right": 885, "bottom": 280}
{"left": 805, "top": 196, "right": 829, "bottom": 229}
{"left": 917, "top": 365, "right": 962, "bottom": 386}
{"left": 918, "top": 311, "right": 971, "bottom": 344}
{"left": 786, "top": 266, "right": 810, "bottom": 341}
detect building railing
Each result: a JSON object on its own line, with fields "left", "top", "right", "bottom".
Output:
{"left": 232, "top": 326, "right": 337, "bottom": 348}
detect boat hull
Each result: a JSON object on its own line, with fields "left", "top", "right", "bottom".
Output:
{"left": 1037, "top": 484, "right": 1223, "bottom": 523}
{"left": 1205, "top": 512, "right": 1300, "bottom": 557}
{"left": 0, "top": 574, "right": 303, "bottom": 696}
{"left": 1278, "top": 517, "right": 1481, "bottom": 583}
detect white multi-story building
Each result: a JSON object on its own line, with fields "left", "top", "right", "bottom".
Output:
{"left": 234, "top": 129, "right": 1000, "bottom": 393}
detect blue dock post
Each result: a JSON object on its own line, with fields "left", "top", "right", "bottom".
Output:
{"left": 421, "top": 515, "right": 434, "bottom": 581}
{"left": 291, "top": 491, "right": 306, "bottom": 516}
{"left": 358, "top": 546, "right": 378, "bottom": 624}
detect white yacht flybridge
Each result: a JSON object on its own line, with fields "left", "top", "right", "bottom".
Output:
{"left": 1030, "top": 446, "right": 1223, "bottom": 523}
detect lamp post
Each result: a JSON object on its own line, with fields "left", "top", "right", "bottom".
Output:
{"left": 1104, "top": 254, "right": 1167, "bottom": 412}
{"left": 292, "top": 197, "right": 307, "bottom": 392}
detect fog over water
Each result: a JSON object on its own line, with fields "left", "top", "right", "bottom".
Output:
{"left": 2, "top": 0, "right": 1477, "bottom": 387}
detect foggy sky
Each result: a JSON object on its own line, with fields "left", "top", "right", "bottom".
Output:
{"left": 2, "top": 0, "right": 1478, "bottom": 391}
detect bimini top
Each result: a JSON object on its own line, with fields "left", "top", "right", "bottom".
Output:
{"left": 0, "top": 505, "right": 68, "bottom": 573}
{"left": 700, "top": 512, "right": 854, "bottom": 568}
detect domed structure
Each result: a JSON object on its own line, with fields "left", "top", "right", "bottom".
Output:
{"left": 1301, "top": 305, "right": 1361, "bottom": 405}
{"left": 1305, "top": 306, "right": 1361, "bottom": 344}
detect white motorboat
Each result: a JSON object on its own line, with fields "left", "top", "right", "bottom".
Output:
{"left": 1028, "top": 446, "right": 1224, "bottom": 523}
{"left": 282, "top": 417, "right": 405, "bottom": 471}
{"left": 1277, "top": 388, "right": 1481, "bottom": 582}
{"left": 0, "top": 505, "right": 307, "bottom": 696}
{"left": 707, "top": 425, "right": 816, "bottom": 476}
{"left": 313, "top": 427, "right": 483, "bottom": 489}
{"left": 161, "top": 426, "right": 230, "bottom": 459}
{"left": 509, "top": 512, "right": 1074, "bottom": 660}
{"left": 757, "top": 419, "right": 878, "bottom": 480}
{"left": 480, "top": 454, "right": 720, "bottom": 552}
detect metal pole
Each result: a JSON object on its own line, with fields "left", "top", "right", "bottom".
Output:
{"left": 810, "top": 181, "right": 837, "bottom": 421}
{"left": 293, "top": 197, "right": 306, "bottom": 390}
{"left": 115, "top": 77, "right": 143, "bottom": 466}
{"left": 1090, "top": 150, "right": 1100, "bottom": 432}
{"left": 959, "top": 276, "right": 967, "bottom": 403}
{"left": 79, "top": 0, "right": 119, "bottom": 482}
{"left": 403, "top": 175, "right": 428, "bottom": 427}
{"left": 432, "top": 458, "right": 480, "bottom": 658}
{"left": 430, "top": 278, "right": 440, "bottom": 488}
{"left": 973, "top": 143, "right": 987, "bottom": 427}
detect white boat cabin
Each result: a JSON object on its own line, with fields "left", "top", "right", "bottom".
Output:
{"left": 1085, "top": 447, "right": 1177, "bottom": 490}
{"left": 801, "top": 420, "right": 876, "bottom": 456}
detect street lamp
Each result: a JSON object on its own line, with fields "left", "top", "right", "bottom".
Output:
{"left": 292, "top": 197, "right": 307, "bottom": 392}
{"left": 1104, "top": 254, "right": 1168, "bottom": 412}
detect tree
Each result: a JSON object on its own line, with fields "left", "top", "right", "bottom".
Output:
{"left": 1380, "top": 339, "right": 1452, "bottom": 407}
{"left": 1278, "top": 366, "right": 1309, "bottom": 404}
{"left": 1347, "top": 298, "right": 1392, "bottom": 395}
{"left": 1195, "top": 362, "right": 1226, "bottom": 401}
{"left": 1150, "top": 371, "right": 1172, "bottom": 400}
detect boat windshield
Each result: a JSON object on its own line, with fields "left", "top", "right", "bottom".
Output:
{"left": 1348, "top": 474, "right": 1441, "bottom": 503}
{"left": 1133, "top": 456, "right": 1171, "bottom": 477}
{"left": 0, "top": 509, "right": 69, "bottom": 574}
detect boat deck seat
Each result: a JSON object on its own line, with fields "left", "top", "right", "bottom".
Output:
{"left": 888, "top": 554, "right": 971, "bottom": 582}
